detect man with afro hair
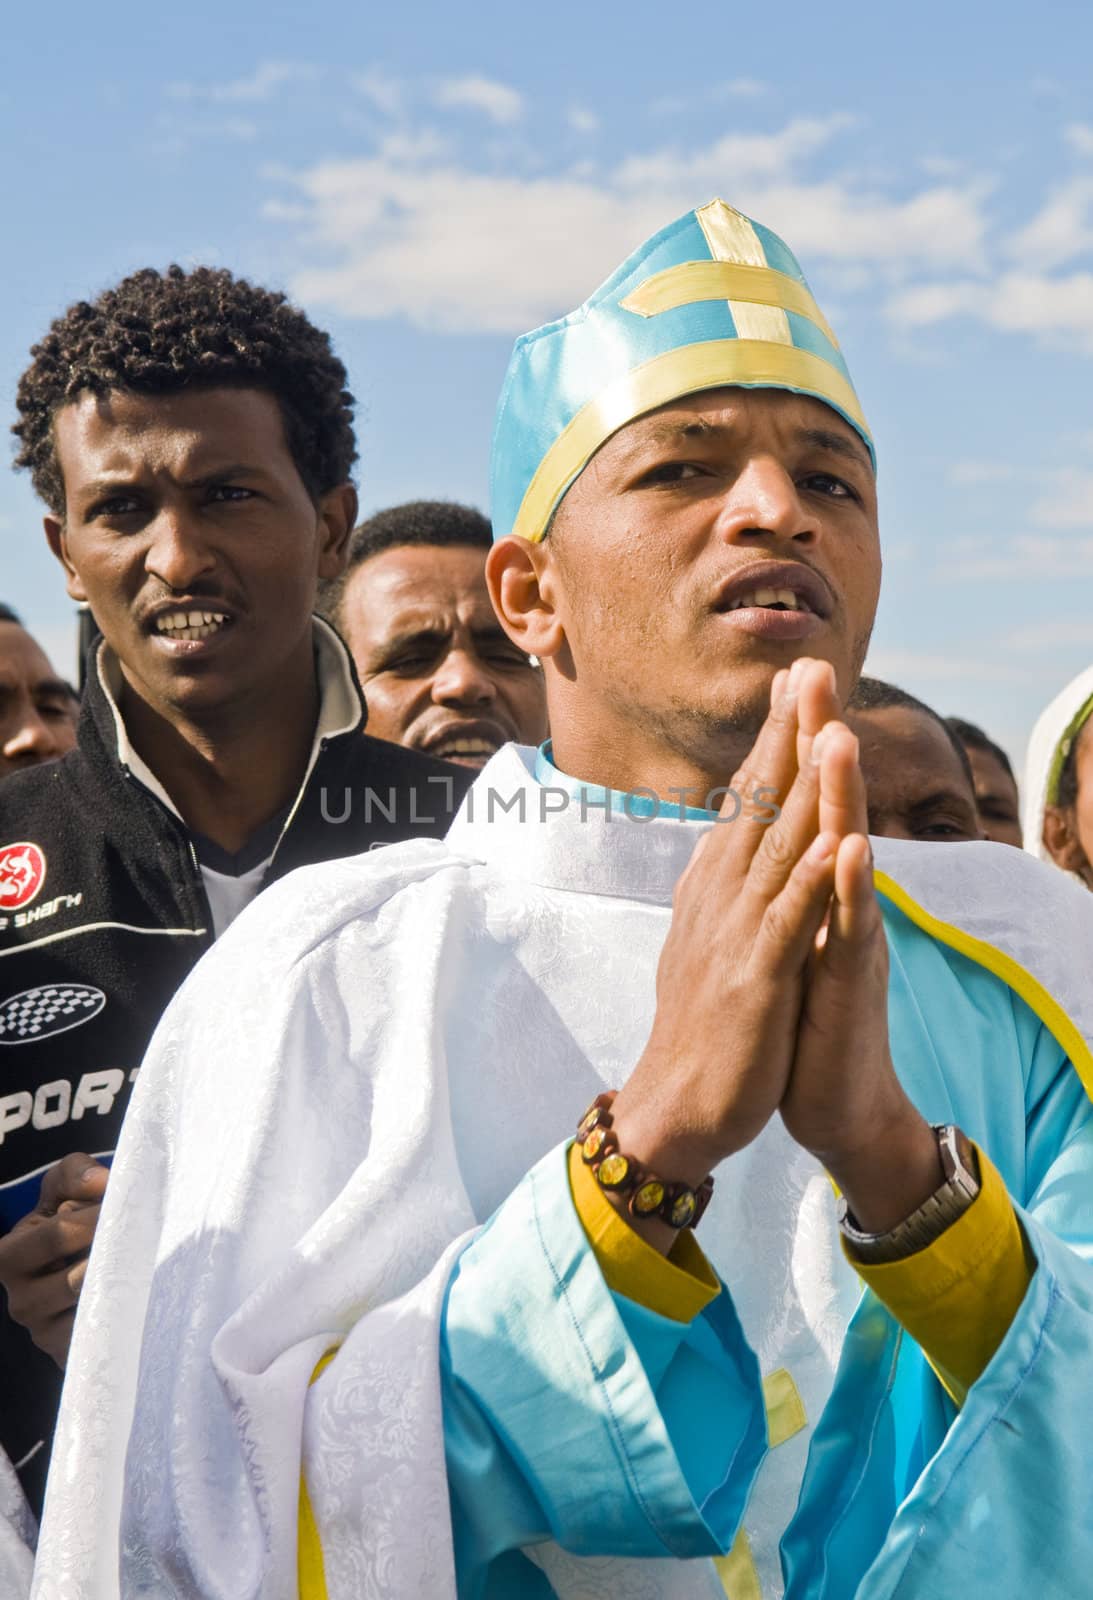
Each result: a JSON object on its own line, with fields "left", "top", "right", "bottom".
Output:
{"left": 0, "top": 265, "right": 469, "bottom": 1527}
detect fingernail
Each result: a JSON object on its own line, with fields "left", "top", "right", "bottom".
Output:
{"left": 788, "top": 658, "right": 807, "bottom": 691}
{"left": 81, "top": 1164, "right": 103, "bottom": 1182}
{"left": 808, "top": 831, "right": 835, "bottom": 862}
{"left": 810, "top": 726, "right": 830, "bottom": 765}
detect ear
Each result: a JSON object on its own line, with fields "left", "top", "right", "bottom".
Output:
{"left": 44, "top": 515, "right": 88, "bottom": 603}
{"left": 1042, "top": 805, "right": 1092, "bottom": 881}
{"left": 486, "top": 535, "right": 567, "bottom": 660}
{"left": 315, "top": 483, "right": 359, "bottom": 580}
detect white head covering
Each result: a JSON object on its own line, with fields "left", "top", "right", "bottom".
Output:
{"left": 1022, "top": 662, "right": 1093, "bottom": 865}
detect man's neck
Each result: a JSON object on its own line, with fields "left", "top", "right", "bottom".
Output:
{"left": 116, "top": 648, "right": 321, "bottom": 855}
{"left": 548, "top": 723, "right": 758, "bottom": 813}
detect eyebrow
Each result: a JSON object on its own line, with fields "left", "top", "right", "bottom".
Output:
{"left": 795, "top": 427, "right": 873, "bottom": 472}
{"left": 0, "top": 676, "right": 74, "bottom": 699}
{"left": 373, "top": 620, "right": 514, "bottom": 653}
{"left": 908, "top": 788, "right": 978, "bottom": 814}
{"left": 78, "top": 463, "right": 271, "bottom": 500}
{"left": 615, "top": 416, "right": 873, "bottom": 472}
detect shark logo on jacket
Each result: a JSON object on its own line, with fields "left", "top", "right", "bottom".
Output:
{"left": 0, "top": 984, "right": 107, "bottom": 1045}
{"left": 0, "top": 843, "right": 46, "bottom": 911}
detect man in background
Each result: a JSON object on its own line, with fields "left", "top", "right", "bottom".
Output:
{"left": 0, "top": 606, "right": 77, "bottom": 782}
{"left": 947, "top": 716, "right": 1022, "bottom": 846}
{"left": 0, "top": 265, "right": 467, "bottom": 1519}
{"left": 321, "top": 500, "right": 547, "bottom": 767}
{"left": 847, "top": 677, "right": 982, "bottom": 841}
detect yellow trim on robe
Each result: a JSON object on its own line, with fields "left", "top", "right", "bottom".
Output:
{"left": 512, "top": 339, "right": 872, "bottom": 542}
{"left": 568, "top": 1141, "right": 720, "bottom": 1321}
{"left": 713, "top": 1527, "right": 763, "bottom": 1599}
{"left": 762, "top": 1367, "right": 807, "bottom": 1446}
{"left": 298, "top": 1348, "right": 339, "bottom": 1600}
{"left": 619, "top": 260, "right": 840, "bottom": 349}
{"left": 846, "top": 1148, "right": 1033, "bottom": 1406}
{"left": 873, "top": 869, "right": 1093, "bottom": 1103}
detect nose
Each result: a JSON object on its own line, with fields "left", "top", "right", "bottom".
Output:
{"left": 2, "top": 703, "right": 65, "bottom": 766}
{"left": 144, "top": 508, "right": 217, "bottom": 591}
{"left": 431, "top": 648, "right": 498, "bottom": 708}
{"left": 715, "top": 455, "right": 817, "bottom": 547}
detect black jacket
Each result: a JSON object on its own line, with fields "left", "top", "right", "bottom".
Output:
{"left": 0, "top": 623, "right": 470, "bottom": 1511}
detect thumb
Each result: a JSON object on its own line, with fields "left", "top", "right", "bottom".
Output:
{"left": 37, "top": 1154, "right": 109, "bottom": 1215}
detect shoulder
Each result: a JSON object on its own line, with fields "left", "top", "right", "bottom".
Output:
{"left": 874, "top": 836, "right": 1093, "bottom": 935}
{"left": 206, "top": 835, "right": 479, "bottom": 977}
{"left": 874, "top": 837, "right": 1093, "bottom": 1086}
{"left": 0, "top": 751, "right": 80, "bottom": 822}
{"left": 324, "top": 733, "right": 473, "bottom": 794}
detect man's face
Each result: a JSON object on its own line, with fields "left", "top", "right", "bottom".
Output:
{"left": 0, "top": 621, "right": 78, "bottom": 779}
{"left": 45, "top": 387, "right": 352, "bottom": 724}
{"left": 848, "top": 705, "right": 982, "bottom": 842}
{"left": 343, "top": 543, "right": 547, "bottom": 767}
{"left": 542, "top": 388, "right": 880, "bottom": 762}
{"left": 962, "top": 744, "right": 1022, "bottom": 847}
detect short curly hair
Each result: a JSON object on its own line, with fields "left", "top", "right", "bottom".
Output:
{"left": 13, "top": 264, "right": 357, "bottom": 514}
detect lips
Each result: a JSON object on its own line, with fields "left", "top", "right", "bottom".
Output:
{"left": 712, "top": 561, "right": 833, "bottom": 620}
{"left": 420, "top": 719, "right": 510, "bottom": 766}
{"left": 142, "top": 598, "right": 240, "bottom": 652}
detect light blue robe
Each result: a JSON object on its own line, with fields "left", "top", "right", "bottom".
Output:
{"left": 441, "top": 756, "right": 1093, "bottom": 1599}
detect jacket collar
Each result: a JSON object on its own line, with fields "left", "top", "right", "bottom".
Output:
{"left": 88, "top": 616, "right": 364, "bottom": 822}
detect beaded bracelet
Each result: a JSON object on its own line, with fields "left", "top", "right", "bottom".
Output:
{"left": 575, "top": 1092, "right": 714, "bottom": 1229}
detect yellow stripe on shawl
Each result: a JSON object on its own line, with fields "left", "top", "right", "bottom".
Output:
{"left": 874, "top": 869, "right": 1093, "bottom": 1102}
{"left": 299, "top": 1347, "right": 339, "bottom": 1600}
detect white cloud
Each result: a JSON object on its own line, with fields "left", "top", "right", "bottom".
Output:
{"left": 169, "top": 60, "right": 315, "bottom": 104}
{"left": 943, "top": 533, "right": 1093, "bottom": 579}
{"left": 1008, "top": 176, "right": 1093, "bottom": 269}
{"left": 1065, "top": 123, "right": 1093, "bottom": 158}
{"left": 568, "top": 107, "right": 599, "bottom": 135}
{"left": 434, "top": 75, "right": 523, "bottom": 125}
{"left": 722, "top": 78, "right": 768, "bottom": 98}
{"left": 1031, "top": 467, "right": 1093, "bottom": 528}
{"left": 351, "top": 69, "right": 404, "bottom": 117}
{"left": 888, "top": 268, "right": 1093, "bottom": 352}
{"left": 273, "top": 113, "right": 992, "bottom": 334}
{"left": 947, "top": 459, "right": 1016, "bottom": 486}
{"left": 920, "top": 155, "right": 964, "bottom": 179}
{"left": 863, "top": 647, "right": 1026, "bottom": 683}
{"left": 1006, "top": 618, "right": 1093, "bottom": 652}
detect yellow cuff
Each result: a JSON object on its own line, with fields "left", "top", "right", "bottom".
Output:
{"left": 568, "top": 1141, "right": 720, "bottom": 1322}
{"left": 846, "top": 1147, "right": 1033, "bottom": 1404}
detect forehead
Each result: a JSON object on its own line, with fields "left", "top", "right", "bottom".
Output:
{"left": 593, "top": 387, "right": 872, "bottom": 470}
{"left": 0, "top": 622, "right": 54, "bottom": 683}
{"left": 52, "top": 385, "right": 291, "bottom": 478}
{"left": 853, "top": 704, "right": 968, "bottom": 786}
{"left": 965, "top": 743, "right": 1017, "bottom": 794}
{"left": 344, "top": 543, "right": 493, "bottom": 631}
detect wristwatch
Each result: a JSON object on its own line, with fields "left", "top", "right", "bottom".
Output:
{"left": 837, "top": 1125, "right": 981, "bottom": 1265}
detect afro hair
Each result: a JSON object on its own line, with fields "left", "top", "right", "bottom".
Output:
{"left": 13, "top": 264, "right": 357, "bottom": 514}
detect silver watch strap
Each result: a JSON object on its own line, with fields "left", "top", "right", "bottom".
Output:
{"left": 838, "top": 1125, "right": 981, "bottom": 1265}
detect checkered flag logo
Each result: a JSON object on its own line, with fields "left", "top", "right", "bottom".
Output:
{"left": 0, "top": 984, "right": 106, "bottom": 1046}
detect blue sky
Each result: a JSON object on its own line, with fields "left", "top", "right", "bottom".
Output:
{"left": 4, "top": 0, "right": 1093, "bottom": 767}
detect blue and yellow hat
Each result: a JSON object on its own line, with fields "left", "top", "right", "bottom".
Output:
{"left": 490, "top": 198, "right": 872, "bottom": 542}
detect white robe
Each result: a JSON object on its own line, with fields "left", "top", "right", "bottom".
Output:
{"left": 33, "top": 745, "right": 1093, "bottom": 1599}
